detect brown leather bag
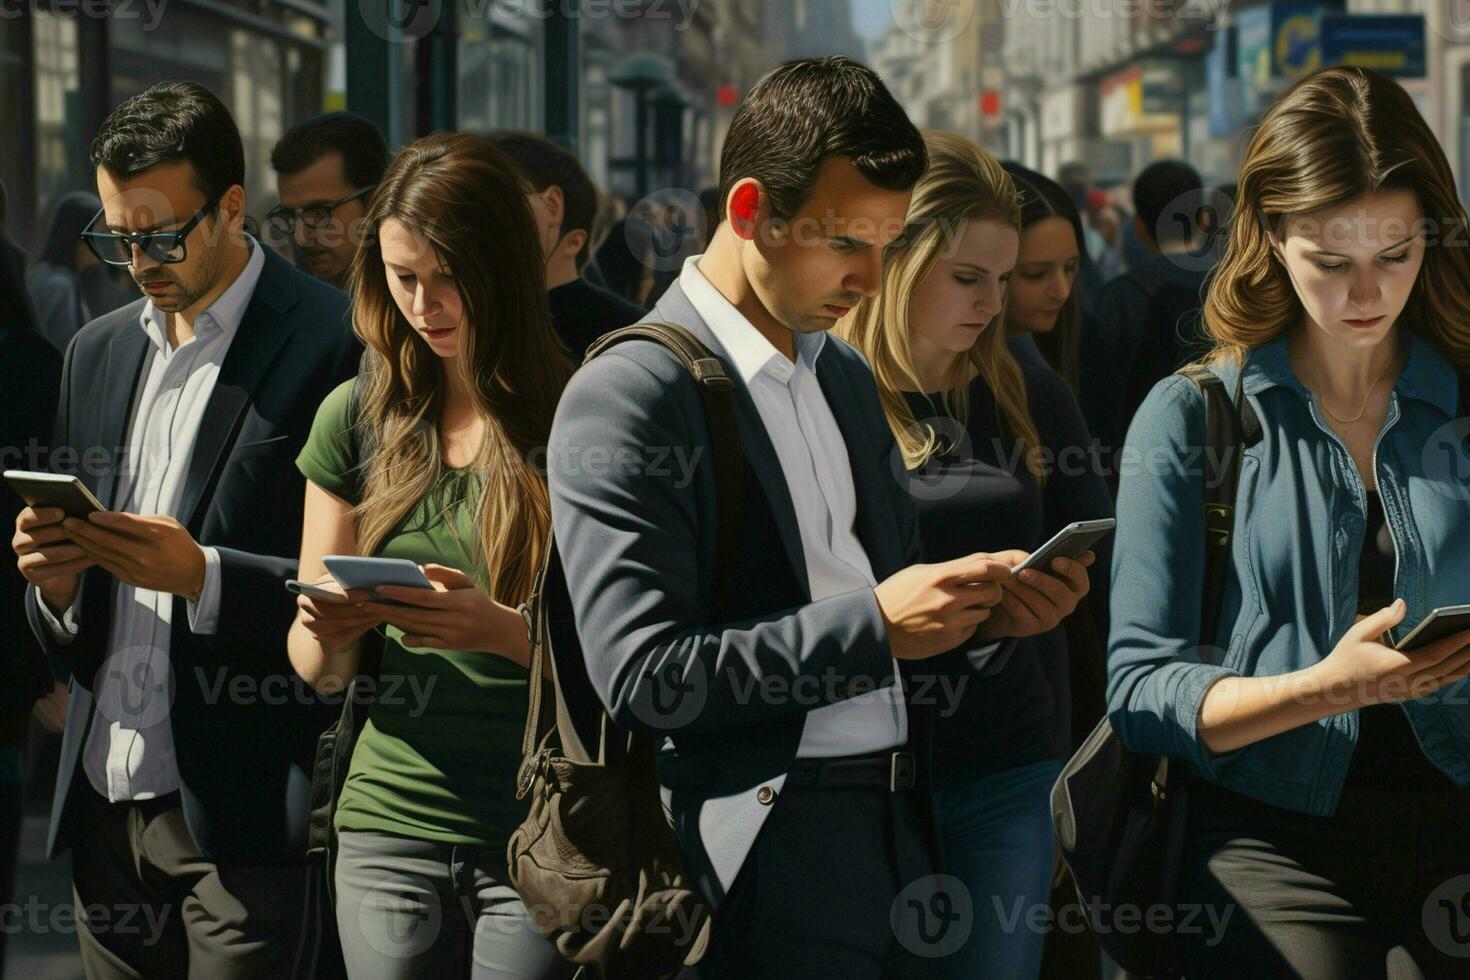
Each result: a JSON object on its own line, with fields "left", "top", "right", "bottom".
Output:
{"left": 507, "top": 322, "right": 745, "bottom": 979}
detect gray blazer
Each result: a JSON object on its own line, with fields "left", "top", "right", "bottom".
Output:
{"left": 546, "top": 280, "right": 928, "bottom": 908}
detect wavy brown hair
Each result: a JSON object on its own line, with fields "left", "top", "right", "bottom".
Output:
{"left": 1203, "top": 66, "right": 1470, "bottom": 368}
{"left": 345, "top": 133, "right": 573, "bottom": 605}
{"left": 841, "top": 131, "right": 1043, "bottom": 479}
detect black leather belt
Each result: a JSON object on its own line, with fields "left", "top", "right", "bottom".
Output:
{"left": 786, "top": 750, "right": 918, "bottom": 792}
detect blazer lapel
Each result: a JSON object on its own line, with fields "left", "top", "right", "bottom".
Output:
{"left": 651, "top": 284, "right": 811, "bottom": 597}
{"left": 93, "top": 324, "right": 152, "bottom": 510}
{"left": 176, "top": 248, "right": 300, "bottom": 532}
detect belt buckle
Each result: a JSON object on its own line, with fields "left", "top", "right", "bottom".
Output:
{"left": 889, "top": 751, "right": 916, "bottom": 792}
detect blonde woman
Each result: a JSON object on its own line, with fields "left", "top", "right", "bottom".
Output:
{"left": 286, "top": 133, "right": 572, "bottom": 977}
{"left": 841, "top": 131, "right": 1109, "bottom": 979}
{"left": 1109, "top": 67, "right": 1470, "bottom": 977}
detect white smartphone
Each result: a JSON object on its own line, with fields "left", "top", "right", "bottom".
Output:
{"left": 322, "top": 555, "right": 434, "bottom": 593}
{"left": 1394, "top": 604, "right": 1470, "bottom": 652}
{"left": 5, "top": 470, "right": 107, "bottom": 519}
{"left": 1011, "top": 519, "right": 1115, "bottom": 576}
{"left": 285, "top": 579, "right": 350, "bottom": 603}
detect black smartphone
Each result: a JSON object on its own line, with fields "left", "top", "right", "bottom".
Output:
{"left": 1394, "top": 605, "right": 1470, "bottom": 652}
{"left": 4, "top": 470, "right": 107, "bottom": 520}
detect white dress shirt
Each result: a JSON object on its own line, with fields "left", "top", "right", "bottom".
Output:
{"left": 40, "top": 238, "right": 265, "bottom": 802}
{"left": 678, "top": 255, "right": 907, "bottom": 757}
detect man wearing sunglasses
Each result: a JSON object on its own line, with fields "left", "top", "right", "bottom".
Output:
{"left": 269, "top": 111, "right": 387, "bottom": 288}
{"left": 10, "top": 80, "right": 359, "bottom": 978}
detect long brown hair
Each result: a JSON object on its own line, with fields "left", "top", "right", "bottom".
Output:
{"left": 1203, "top": 66, "right": 1470, "bottom": 368}
{"left": 345, "top": 133, "right": 573, "bottom": 605}
{"left": 842, "top": 131, "right": 1043, "bottom": 480}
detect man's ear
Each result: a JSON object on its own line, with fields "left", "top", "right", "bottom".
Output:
{"left": 727, "top": 179, "right": 765, "bottom": 242}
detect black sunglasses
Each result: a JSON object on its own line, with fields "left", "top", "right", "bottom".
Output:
{"left": 265, "top": 185, "right": 375, "bottom": 236}
{"left": 80, "top": 193, "right": 224, "bottom": 268}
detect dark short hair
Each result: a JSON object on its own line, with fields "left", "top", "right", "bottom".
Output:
{"left": 718, "top": 56, "right": 926, "bottom": 221}
{"left": 271, "top": 111, "right": 388, "bottom": 191}
{"left": 90, "top": 81, "right": 244, "bottom": 203}
{"left": 491, "top": 131, "right": 597, "bottom": 267}
{"left": 1133, "top": 159, "right": 1203, "bottom": 246}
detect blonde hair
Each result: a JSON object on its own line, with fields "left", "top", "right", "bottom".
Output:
{"left": 841, "top": 131, "right": 1044, "bottom": 479}
{"left": 346, "top": 133, "right": 573, "bottom": 605}
{"left": 1203, "top": 66, "right": 1470, "bottom": 369}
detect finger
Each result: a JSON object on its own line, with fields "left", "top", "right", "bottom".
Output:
{"left": 1047, "top": 557, "right": 1093, "bottom": 595}
{"left": 1414, "top": 626, "right": 1470, "bottom": 665}
{"left": 373, "top": 585, "right": 450, "bottom": 606}
{"left": 62, "top": 519, "right": 133, "bottom": 550}
{"left": 939, "top": 553, "right": 1015, "bottom": 585}
{"left": 25, "top": 543, "right": 88, "bottom": 565}
{"left": 421, "top": 564, "right": 472, "bottom": 585}
{"left": 1354, "top": 598, "right": 1407, "bottom": 639}
{"left": 16, "top": 524, "right": 72, "bottom": 550}
{"left": 361, "top": 603, "right": 442, "bottom": 631}
{"left": 1014, "top": 566, "right": 1074, "bottom": 607}
{"left": 18, "top": 507, "right": 66, "bottom": 531}
{"left": 70, "top": 534, "right": 133, "bottom": 569}
{"left": 86, "top": 511, "right": 149, "bottom": 537}
{"left": 400, "top": 635, "right": 449, "bottom": 649}
{"left": 1073, "top": 550, "right": 1097, "bottom": 568}
{"left": 23, "top": 556, "right": 94, "bottom": 580}
{"left": 1412, "top": 639, "right": 1470, "bottom": 683}
{"left": 995, "top": 587, "right": 1046, "bottom": 633}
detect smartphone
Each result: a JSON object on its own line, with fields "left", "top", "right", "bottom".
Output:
{"left": 1394, "top": 604, "right": 1470, "bottom": 652}
{"left": 322, "top": 556, "right": 434, "bottom": 593}
{"left": 285, "top": 579, "right": 350, "bottom": 603}
{"left": 5, "top": 470, "right": 107, "bottom": 520}
{"left": 1012, "top": 519, "right": 1115, "bottom": 576}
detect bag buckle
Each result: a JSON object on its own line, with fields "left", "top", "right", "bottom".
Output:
{"left": 890, "top": 751, "right": 916, "bottom": 791}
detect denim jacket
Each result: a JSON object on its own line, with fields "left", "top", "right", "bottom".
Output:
{"left": 1107, "top": 333, "right": 1470, "bottom": 816}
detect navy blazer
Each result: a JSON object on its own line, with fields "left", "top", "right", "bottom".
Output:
{"left": 546, "top": 279, "right": 928, "bottom": 906}
{"left": 24, "top": 245, "right": 360, "bottom": 864}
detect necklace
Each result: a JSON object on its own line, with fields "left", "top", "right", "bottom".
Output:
{"left": 1309, "top": 355, "right": 1395, "bottom": 425}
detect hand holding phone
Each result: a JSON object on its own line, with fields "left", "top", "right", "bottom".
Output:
{"left": 1395, "top": 605, "right": 1470, "bottom": 652}
{"left": 5, "top": 470, "right": 106, "bottom": 520}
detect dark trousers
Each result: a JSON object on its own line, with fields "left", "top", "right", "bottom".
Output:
{"left": 697, "top": 783, "right": 950, "bottom": 979}
{"left": 69, "top": 781, "right": 317, "bottom": 979}
{"left": 1180, "top": 778, "right": 1470, "bottom": 979}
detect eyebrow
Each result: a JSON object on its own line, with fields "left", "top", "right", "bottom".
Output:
{"left": 830, "top": 235, "right": 874, "bottom": 248}
{"left": 1307, "top": 235, "right": 1416, "bottom": 257}
{"left": 953, "top": 261, "right": 1003, "bottom": 275}
{"left": 103, "top": 217, "right": 185, "bottom": 234}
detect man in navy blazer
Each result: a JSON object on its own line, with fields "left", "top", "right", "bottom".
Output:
{"left": 11, "top": 82, "right": 358, "bottom": 978}
{"left": 548, "top": 58, "right": 1092, "bottom": 979}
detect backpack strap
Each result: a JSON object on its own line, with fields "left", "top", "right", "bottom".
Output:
{"left": 1175, "top": 363, "right": 1259, "bottom": 661}
{"left": 516, "top": 322, "right": 746, "bottom": 793}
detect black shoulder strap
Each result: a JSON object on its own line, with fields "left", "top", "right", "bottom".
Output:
{"left": 1175, "top": 364, "right": 1258, "bottom": 661}
{"left": 517, "top": 321, "right": 745, "bottom": 785}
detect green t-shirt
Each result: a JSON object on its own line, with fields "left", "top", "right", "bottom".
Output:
{"left": 296, "top": 379, "right": 530, "bottom": 847}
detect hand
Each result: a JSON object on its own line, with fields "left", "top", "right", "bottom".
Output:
{"left": 32, "top": 681, "right": 68, "bottom": 734}
{"left": 13, "top": 506, "right": 94, "bottom": 613}
{"left": 295, "top": 573, "right": 381, "bottom": 651}
{"left": 1311, "top": 599, "right": 1470, "bottom": 708}
{"left": 975, "top": 549, "right": 1095, "bottom": 641}
{"left": 875, "top": 552, "right": 1011, "bottom": 661}
{"left": 364, "top": 564, "right": 529, "bottom": 660}
{"left": 61, "top": 512, "right": 205, "bottom": 598}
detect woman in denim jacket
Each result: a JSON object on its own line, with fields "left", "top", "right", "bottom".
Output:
{"left": 1109, "top": 66, "right": 1470, "bottom": 978}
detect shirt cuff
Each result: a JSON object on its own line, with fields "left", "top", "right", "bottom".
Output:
{"left": 36, "top": 587, "right": 81, "bottom": 646}
{"left": 965, "top": 640, "right": 1005, "bottom": 674}
{"left": 186, "top": 547, "right": 222, "bottom": 636}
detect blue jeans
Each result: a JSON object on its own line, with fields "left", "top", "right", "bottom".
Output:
{"left": 931, "top": 758, "right": 1063, "bottom": 980}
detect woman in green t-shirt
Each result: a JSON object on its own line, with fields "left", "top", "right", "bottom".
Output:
{"left": 287, "top": 132, "right": 573, "bottom": 978}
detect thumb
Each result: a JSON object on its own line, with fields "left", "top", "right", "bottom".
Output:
{"left": 939, "top": 552, "right": 1014, "bottom": 584}
{"left": 1355, "top": 597, "right": 1407, "bottom": 639}
{"left": 421, "top": 563, "right": 472, "bottom": 588}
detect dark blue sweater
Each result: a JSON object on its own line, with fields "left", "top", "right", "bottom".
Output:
{"left": 900, "top": 356, "right": 1113, "bottom": 787}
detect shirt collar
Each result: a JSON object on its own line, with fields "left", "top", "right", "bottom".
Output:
{"left": 677, "top": 254, "right": 826, "bottom": 385}
{"left": 138, "top": 235, "right": 264, "bottom": 350}
{"left": 1241, "top": 329, "right": 1459, "bottom": 417}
